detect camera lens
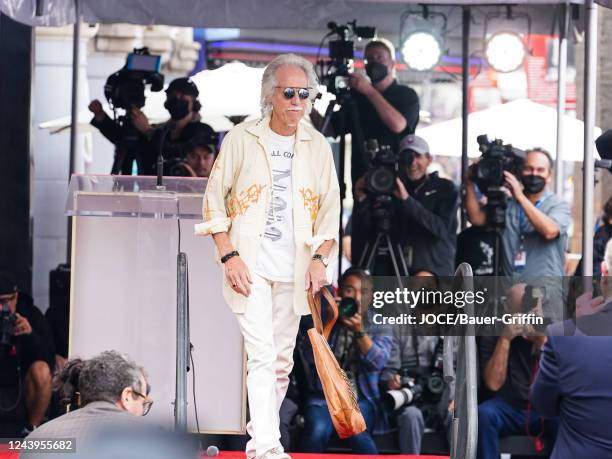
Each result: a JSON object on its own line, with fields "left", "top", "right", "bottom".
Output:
{"left": 339, "top": 297, "right": 358, "bottom": 318}
{"left": 367, "top": 167, "right": 395, "bottom": 195}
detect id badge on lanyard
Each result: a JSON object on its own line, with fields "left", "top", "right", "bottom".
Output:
{"left": 514, "top": 235, "right": 527, "bottom": 271}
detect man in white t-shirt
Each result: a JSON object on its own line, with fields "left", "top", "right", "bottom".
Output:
{"left": 196, "top": 54, "right": 340, "bottom": 459}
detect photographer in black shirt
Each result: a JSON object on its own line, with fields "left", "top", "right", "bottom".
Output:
{"left": 349, "top": 39, "right": 420, "bottom": 183}
{"left": 90, "top": 77, "right": 215, "bottom": 175}
{"left": 352, "top": 135, "right": 458, "bottom": 276}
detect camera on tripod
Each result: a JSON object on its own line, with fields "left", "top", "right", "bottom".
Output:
{"left": 102, "top": 48, "right": 165, "bottom": 173}
{"left": 472, "top": 135, "right": 525, "bottom": 230}
{"left": 473, "top": 135, "right": 525, "bottom": 191}
{"left": 104, "top": 47, "right": 164, "bottom": 110}
{"left": 317, "top": 20, "right": 376, "bottom": 100}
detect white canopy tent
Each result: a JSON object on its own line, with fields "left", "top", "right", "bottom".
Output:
{"left": 417, "top": 99, "right": 602, "bottom": 162}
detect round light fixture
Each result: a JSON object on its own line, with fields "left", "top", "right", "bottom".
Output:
{"left": 485, "top": 32, "right": 527, "bottom": 73}
{"left": 401, "top": 31, "right": 443, "bottom": 72}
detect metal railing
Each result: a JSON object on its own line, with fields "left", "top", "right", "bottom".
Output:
{"left": 444, "top": 262, "right": 478, "bottom": 459}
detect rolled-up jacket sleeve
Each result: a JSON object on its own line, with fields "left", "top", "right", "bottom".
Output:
{"left": 194, "top": 133, "right": 236, "bottom": 236}
{"left": 305, "top": 142, "right": 341, "bottom": 255}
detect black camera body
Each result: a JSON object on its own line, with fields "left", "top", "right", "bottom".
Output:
{"left": 339, "top": 297, "right": 359, "bottom": 319}
{"left": 0, "top": 305, "right": 16, "bottom": 353}
{"left": 104, "top": 47, "right": 164, "bottom": 110}
{"left": 365, "top": 140, "right": 398, "bottom": 197}
{"left": 473, "top": 135, "right": 525, "bottom": 230}
{"left": 383, "top": 337, "right": 446, "bottom": 414}
{"left": 473, "top": 135, "right": 525, "bottom": 191}
{"left": 319, "top": 21, "right": 376, "bottom": 100}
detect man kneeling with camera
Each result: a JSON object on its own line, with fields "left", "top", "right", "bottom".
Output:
{"left": 298, "top": 268, "right": 392, "bottom": 454}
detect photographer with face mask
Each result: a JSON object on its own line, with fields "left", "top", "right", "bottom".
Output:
{"left": 90, "top": 77, "right": 216, "bottom": 175}
{"left": 133, "top": 77, "right": 216, "bottom": 176}
{"left": 465, "top": 148, "right": 570, "bottom": 279}
{"left": 348, "top": 39, "right": 420, "bottom": 185}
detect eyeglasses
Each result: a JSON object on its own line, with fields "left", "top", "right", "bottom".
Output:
{"left": 132, "top": 389, "right": 153, "bottom": 416}
{"left": 276, "top": 86, "right": 311, "bottom": 100}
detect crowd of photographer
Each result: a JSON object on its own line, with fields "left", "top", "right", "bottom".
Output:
{"left": 4, "top": 30, "right": 612, "bottom": 459}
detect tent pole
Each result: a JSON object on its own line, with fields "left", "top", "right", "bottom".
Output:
{"left": 555, "top": 2, "right": 569, "bottom": 196}
{"left": 67, "top": 0, "right": 80, "bottom": 264}
{"left": 582, "top": 0, "right": 597, "bottom": 277}
{"left": 461, "top": 6, "right": 470, "bottom": 231}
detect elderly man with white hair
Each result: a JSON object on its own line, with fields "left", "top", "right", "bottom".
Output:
{"left": 195, "top": 54, "right": 340, "bottom": 459}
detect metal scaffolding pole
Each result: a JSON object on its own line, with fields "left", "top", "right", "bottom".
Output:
{"left": 66, "top": 0, "right": 80, "bottom": 263}
{"left": 582, "top": 0, "right": 598, "bottom": 277}
{"left": 555, "top": 2, "right": 569, "bottom": 195}
{"left": 461, "top": 6, "right": 471, "bottom": 231}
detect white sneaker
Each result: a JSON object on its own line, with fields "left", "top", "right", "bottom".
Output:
{"left": 257, "top": 447, "right": 291, "bottom": 459}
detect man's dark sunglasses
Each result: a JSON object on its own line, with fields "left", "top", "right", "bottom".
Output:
{"left": 276, "top": 86, "right": 311, "bottom": 100}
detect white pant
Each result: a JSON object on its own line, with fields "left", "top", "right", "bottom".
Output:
{"left": 234, "top": 273, "right": 301, "bottom": 458}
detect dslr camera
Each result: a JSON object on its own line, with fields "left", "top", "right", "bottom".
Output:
{"left": 383, "top": 339, "right": 446, "bottom": 412}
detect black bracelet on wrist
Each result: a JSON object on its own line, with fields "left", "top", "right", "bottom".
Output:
{"left": 221, "top": 250, "right": 239, "bottom": 264}
{"left": 354, "top": 330, "right": 367, "bottom": 339}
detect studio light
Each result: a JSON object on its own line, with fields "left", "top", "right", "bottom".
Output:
{"left": 399, "top": 6, "right": 447, "bottom": 72}
{"left": 485, "top": 31, "right": 526, "bottom": 73}
{"left": 401, "top": 31, "right": 443, "bottom": 72}
{"left": 483, "top": 7, "right": 532, "bottom": 73}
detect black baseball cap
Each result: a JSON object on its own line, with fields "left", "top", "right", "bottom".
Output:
{"left": 165, "top": 77, "right": 199, "bottom": 98}
{"left": 0, "top": 271, "right": 18, "bottom": 296}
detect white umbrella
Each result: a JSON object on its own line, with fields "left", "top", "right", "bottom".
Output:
{"left": 416, "top": 99, "right": 602, "bottom": 162}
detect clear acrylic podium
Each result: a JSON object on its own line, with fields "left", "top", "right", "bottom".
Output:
{"left": 66, "top": 174, "right": 246, "bottom": 433}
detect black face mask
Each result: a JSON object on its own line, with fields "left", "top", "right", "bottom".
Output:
{"left": 365, "top": 62, "right": 388, "bottom": 84}
{"left": 166, "top": 97, "right": 190, "bottom": 120}
{"left": 521, "top": 175, "right": 546, "bottom": 195}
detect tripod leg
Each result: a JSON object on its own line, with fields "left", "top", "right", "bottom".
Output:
{"left": 396, "top": 243, "right": 410, "bottom": 277}
{"left": 364, "top": 233, "right": 384, "bottom": 273}
{"left": 384, "top": 235, "right": 405, "bottom": 289}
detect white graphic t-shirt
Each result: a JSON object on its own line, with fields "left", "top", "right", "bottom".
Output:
{"left": 255, "top": 130, "right": 295, "bottom": 282}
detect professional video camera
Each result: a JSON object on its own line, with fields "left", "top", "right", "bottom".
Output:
{"left": 472, "top": 135, "right": 525, "bottom": 230}
{"left": 361, "top": 139, "right": 401, "bottom": 233}
{"left": 364, "top": 139, "right": 398, "bottom": 197}
{"left": 104, "top": 48, "right": 164, "bottom": 110}
{"left": 102, "top": 48, "right": 164, "bottom": 174}
{"left": 473, "top": 135, "right": 525, "bottom": 191}
{"left": 0, "top": 303, "right": 16, "bottom": 354}
{"left": 316, "top": 20, "right": 376, "bottom": 101}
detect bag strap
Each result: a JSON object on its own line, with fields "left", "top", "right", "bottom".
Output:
{"left": 307, "top": 288, "right": 339, "bottom": 340}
